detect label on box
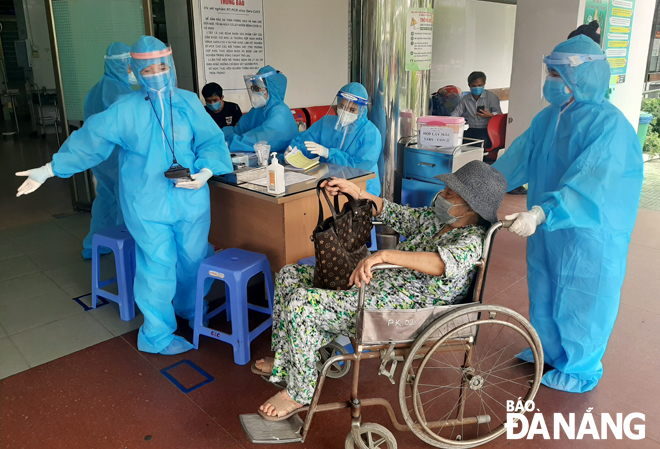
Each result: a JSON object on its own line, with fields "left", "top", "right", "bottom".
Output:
{"left": 419, "top": 126, "right": 454, "bottom": 146}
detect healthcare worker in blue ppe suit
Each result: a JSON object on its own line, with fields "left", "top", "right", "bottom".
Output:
{"left": 80, "top": 42, "right": 136, "bottom": 259}
{"left": 15, "top": 36, "right": 233, "bottom": 356}
{"left": 222, "top": 65, "right": 298, "bottom": 153}
{"left": 288, "top": 83, "right": 382, "bottom": 196}
{"left": 494, "top": 35, "right": 643, "bottom": 393}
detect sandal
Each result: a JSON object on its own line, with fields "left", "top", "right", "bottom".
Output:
{"left": 251, "top": 357, "right": 274, "bottom": 376}
{"left": 258, "top": 390, "right": 308, "bottom": 422}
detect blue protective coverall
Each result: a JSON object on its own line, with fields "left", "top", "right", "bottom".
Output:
{"left": 51, "top": 36, "right": 232, "bottom": 354}
{"left": 222, "top": 65, "right": 298, "bottom": 153}
{"left": 81, "top": 42, "right": 133, "bottom": 259}
{"left": 289, "top": 82, "right": 382, "bottom": 196}
{"left": 493, "top": 36, "right": 644, "bottom": 392}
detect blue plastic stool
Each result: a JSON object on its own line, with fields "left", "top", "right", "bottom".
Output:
{"left": 368, "top": 227, "right": 378, "bottom": 251}
{"left": 91, "top": 225, "right": 136, "bottom": 321}
{"left": 192, "top": 248, "right": 274, "bottom": 365}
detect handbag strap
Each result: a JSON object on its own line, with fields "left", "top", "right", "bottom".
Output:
{"left": 316, "top": 177, "right": 341, "bottom": 226}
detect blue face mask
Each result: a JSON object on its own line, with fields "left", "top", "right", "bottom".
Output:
{"left": 543, "top": 76, "right": 573, "bottom": 106}
{"left": 141, "top": 70, "right": 172, "bottom": 93}
{"left": 470, "top": 86, "right": 484, "bottom": 96}
{"left": 206, "top": 101, "right": 221, "bottom": 112}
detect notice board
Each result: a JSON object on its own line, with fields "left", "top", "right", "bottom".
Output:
{"left": 583, "top": 0, "right": 635, "bottom": 85}
{"left": 199, "top": 0, "right": 265, "bottom": 91}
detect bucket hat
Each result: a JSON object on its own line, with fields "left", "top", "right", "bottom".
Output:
{"left": 434, "top": 161, "right": 507, "bottom": 224}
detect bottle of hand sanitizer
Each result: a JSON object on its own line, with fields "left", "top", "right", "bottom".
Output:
{"left": 267, "top": 152, "right": 285, "bottom": 194}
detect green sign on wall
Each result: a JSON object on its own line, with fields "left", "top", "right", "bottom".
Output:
{"left": 583, "top": 0, "right": 635, "bottom": 85}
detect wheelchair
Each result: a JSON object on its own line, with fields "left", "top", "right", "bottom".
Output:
{"left": 241, "top": 220, "right": 544, "bottom": 448}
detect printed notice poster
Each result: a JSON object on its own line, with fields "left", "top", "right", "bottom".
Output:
{"left": 583, "top": 0, "right": 635, "bottom": 85}
{"left": 405, "top": 8, "right": 434, "bottom": 72}
{"left": 200, "top": 0, "right": 265, "bottom": 90}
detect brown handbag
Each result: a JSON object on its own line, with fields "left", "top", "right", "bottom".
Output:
{"left": 311, "top": 178, "right": 376, "bottom": 290}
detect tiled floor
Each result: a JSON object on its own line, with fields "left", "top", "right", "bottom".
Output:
{"left": 0, "top": 126, "right": 142, "bottom": 380}
{"left": 1, "top": 126, "right": 659, "bottom": 448}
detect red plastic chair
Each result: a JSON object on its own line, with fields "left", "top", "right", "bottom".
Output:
{"left": 485, "top": 113, "right": 507, "bottom": 161}
{"left": 305, "top": 105, "right": 335, "bottom": 126}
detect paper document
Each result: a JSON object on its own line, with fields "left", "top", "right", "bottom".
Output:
{"left": 247, "top": 171, "right": 316, "bottom": 188}
{"left": 285, "top": 149, "right": 320, "bottom": 170}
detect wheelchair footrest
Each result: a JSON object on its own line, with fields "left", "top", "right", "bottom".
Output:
{"left": 240, "top": 413, "right": 304, "bottom": 444}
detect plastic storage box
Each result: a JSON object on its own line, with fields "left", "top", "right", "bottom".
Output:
{"left": 417, "top": 116, "right": 467, "bottom": 147}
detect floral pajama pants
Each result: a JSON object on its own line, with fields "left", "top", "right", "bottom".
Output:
{"left": 269, "top": 264, "right": 362, "bottom": 405}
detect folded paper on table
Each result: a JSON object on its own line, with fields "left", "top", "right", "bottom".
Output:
{"left": 285, "top": 149, "right": 320, "bottom": 171}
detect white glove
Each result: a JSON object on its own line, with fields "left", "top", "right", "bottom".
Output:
{"left": 305, "top": 141, "right": 329, "bottom": 158}
{"left": 174, "top": 168, "right": 213, "bottom": 190}
{"left": 505, "top": 205, "right": 546, "bottom": 237}
{"left": 16, "top": 163, "right": 54, "bottom": 197}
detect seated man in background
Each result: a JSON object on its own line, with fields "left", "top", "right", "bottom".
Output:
{"left": 451, "top": 71, "right": 501, "bottom": 148}
{"left": 202, "top": 82, "right": 242, "bottom": 129}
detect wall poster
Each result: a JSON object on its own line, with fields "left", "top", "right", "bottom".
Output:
{"left": 200, "top": 0, "right": 265, "bottom": 91}
{"left": 583, "top": 0, "right": 635, "bottom": 85}
{"left": 405, "top": 8, "right": 434, "bottom": 72}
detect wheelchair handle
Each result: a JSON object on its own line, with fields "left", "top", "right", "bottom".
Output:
{"left": 501, "top": 219, "right": 515, "bottom": 229}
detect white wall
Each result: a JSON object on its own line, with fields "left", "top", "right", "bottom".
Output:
{"left": 430, "top": 0, "right": 516, "bottom": 112}
{"left": 164, "top": 0, "right": 195, "bottom": 92}
{"left": 17, "top": 0, "right": 56, "bottom": 89}
{"left": 192, "top": 0, "right": 349, "bottom": 111}
{"left": 604, "top": 0, "right": 655, "bottom": 130}
{"left": 505, "top": 0, "right": 582, "bottom": 148}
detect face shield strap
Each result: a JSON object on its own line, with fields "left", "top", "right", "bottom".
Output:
{"left": 337, "top": 91, "right": 369, "bottom": 106}
{"left": 544, "top": 52, "right": 606, "bottom": 67}
{"left": 105, "top": 52, "right": 131, "bottom": 60}
{"left": 130, "top": 47, "right": 173, "bottom": 60}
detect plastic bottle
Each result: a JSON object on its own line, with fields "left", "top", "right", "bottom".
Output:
{"left": 267, "top": 152, "right": 285, "bottom": 194}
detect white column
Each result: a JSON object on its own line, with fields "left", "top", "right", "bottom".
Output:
{"left": 505, "top": 0, "right": 583, "bottom": 148}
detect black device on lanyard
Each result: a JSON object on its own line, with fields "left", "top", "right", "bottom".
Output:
{"left": 148, "top": 94, "right": 193, "bottom": 181}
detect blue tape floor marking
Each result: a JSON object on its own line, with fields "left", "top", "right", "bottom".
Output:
{"left": 73, "top": 294, "right": 109, "bottom": 311}
{"left": 160, "top": 359, "right": 215, "bottom": 394}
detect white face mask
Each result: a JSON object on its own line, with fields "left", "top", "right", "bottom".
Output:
{"left": 128, "top": 72, "right": 138, "bottom": 86}
{"left": 337, "top": 110, "right": 358, "bottom": 127}
{"left": 251, "top": 92, "right": 267, "bottom": 108}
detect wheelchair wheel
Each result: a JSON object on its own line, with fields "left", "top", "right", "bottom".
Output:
{"left": 317, "top": 341, "right": 352, "bottom": 379}
{"left": 398, "top": 304, "right": 543, "bottom": 448}
{"left": 345, "top": 423, "right": 397, "bottom": 449}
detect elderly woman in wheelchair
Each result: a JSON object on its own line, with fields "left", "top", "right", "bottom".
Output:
{"left": 254, "top": 161, "right": 508, "bottom": 421}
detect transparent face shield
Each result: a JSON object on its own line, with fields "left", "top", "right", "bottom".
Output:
{"left": 243, "top": 70, "right": 277, "bottom": 108}
{"left": 330, "top": 91, "right": 369, "bottom": 131}
{"left": 131, "top": 47, "right": 177, "bottom": 94}
{"left": 542, "top": 52, "right": 606, "bottom": 86}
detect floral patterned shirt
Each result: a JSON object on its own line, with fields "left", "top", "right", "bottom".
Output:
{"left": 365, "top": 199, "right": 486, "bottom": 308}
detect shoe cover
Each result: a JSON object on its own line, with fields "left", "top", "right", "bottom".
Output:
{"left": 158, "top": 335, "right": 194, "bottom": 355}
{"left": 515, "top": 347, "right": 535, "bottom": 363}
{"left": 541, "top": 369, "right": 599, "bottom": 393}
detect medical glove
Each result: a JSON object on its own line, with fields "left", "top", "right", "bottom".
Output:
{"left": 174, "top": 168, "right": 213, "bottom": 190}
{"left": 305, "top": 141, "right": 329, "bottom": 158}
{"left": 284, "top": 145, "right": 297, "bottom": 157}
{"left": 505, "top": 205, "right": 546, "bottom": 237}
{"left": 159, "top": 335, "right": 194, "bottom": 355}
{"left": 15, "top": 163, "right": 54, "bottom": 197}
